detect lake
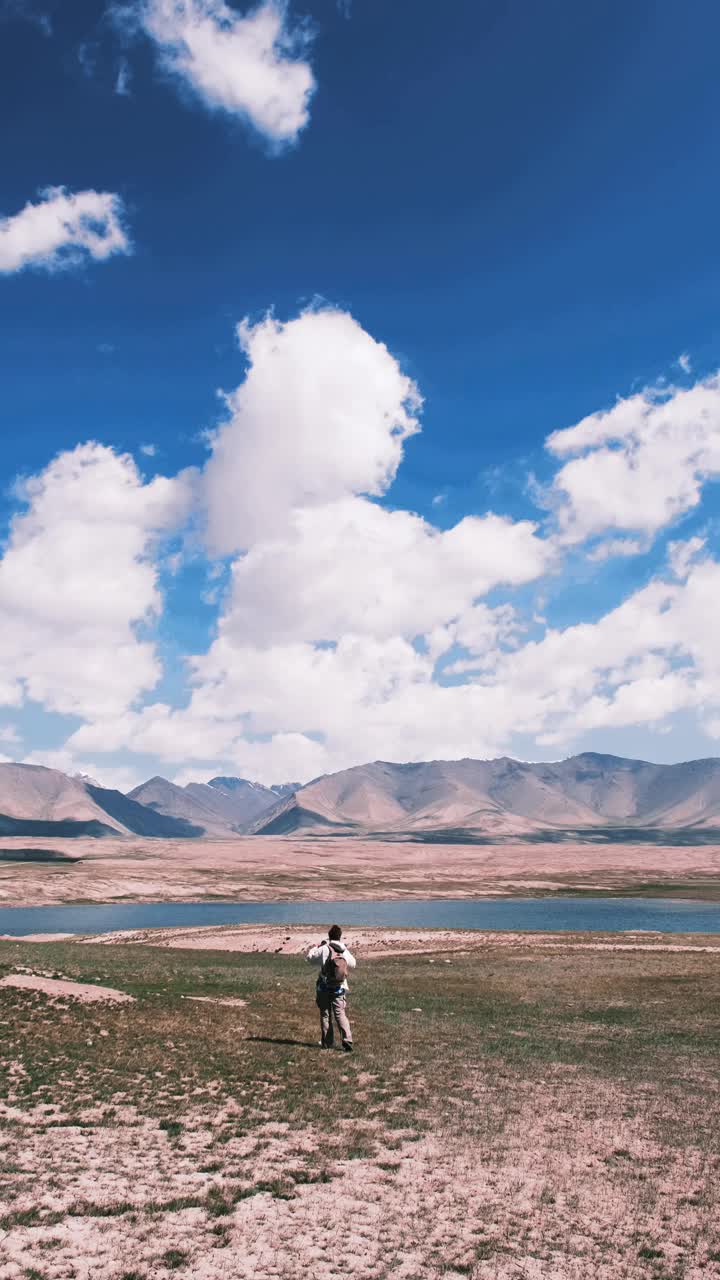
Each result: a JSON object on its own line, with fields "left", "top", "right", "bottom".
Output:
{"left": 1, "top": 896, "right": 720, "bottom": 936}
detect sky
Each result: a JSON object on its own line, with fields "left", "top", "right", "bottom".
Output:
{"left": 2, "top": 0, "right": 720, "bottom": 791}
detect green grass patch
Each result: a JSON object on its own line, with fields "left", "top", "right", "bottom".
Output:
{"left": 161, "top": 1249, "right": 189, "bottom": 1269}
{"left": 159, "top": 1119, "right": 184, "bottom": 1138}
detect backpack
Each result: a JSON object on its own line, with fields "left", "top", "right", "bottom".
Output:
{"left": 321, "top": 943, "right": 348, "bottom": 989}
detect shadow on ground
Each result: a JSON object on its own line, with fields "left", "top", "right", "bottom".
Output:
{"left": 247, "top": 1035, "right": 318, "bottom": 1048}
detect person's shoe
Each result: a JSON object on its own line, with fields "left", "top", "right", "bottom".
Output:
{"left": 342, "top": 1042, "right": 354, "bottom": 1053}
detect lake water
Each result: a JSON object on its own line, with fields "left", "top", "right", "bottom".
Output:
{"left": 1, "top": 897, "right": 720, "bottom": 936}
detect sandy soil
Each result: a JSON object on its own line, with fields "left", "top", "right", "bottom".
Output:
{"left": 2, "top": 834, "right": 720, "bottom": 907}
{"left": 0, "top": 973, "right": 134, "bottom": 1002}
{"left": 2, "top": 933, "right": 77, "bottom": 942}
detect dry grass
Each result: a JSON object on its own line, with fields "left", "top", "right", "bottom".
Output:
{"left": 0, "top": 936, "right": 719, "bottom": 1278}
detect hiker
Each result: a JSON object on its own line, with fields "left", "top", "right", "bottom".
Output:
{"left": 305, "top": 925, "right": 356, "bottom": 1052}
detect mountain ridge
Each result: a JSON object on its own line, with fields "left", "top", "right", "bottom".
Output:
{"left": 250, "top": 752, "right": 720, "bottom": 836}
{"left": 0, "top": 764, "right": 203, "bottom": 839}
{"left": 129, "top": 775, "right": 300, "bottom": 835}
{"left": 3, "top": 754, "right": 720, "bottom": 840}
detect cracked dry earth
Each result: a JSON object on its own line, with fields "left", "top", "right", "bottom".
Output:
{"left": 2, "top": 1074, "right": 720, "bottom": 1280}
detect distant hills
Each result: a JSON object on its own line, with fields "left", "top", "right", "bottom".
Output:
{"left": 250, "top": 754, "right": 720, "bottom": 838}
{"left": 127, "top": 775, "right": 299, "bottom": 836}
{"left": 0, "top": 763, "right": 204, "bottom": 839}
{"left": 0, "top": 764, "right": 297, "bottom": 839}
{"left": 2, "top": 753, "right": 720, "bottom": 840}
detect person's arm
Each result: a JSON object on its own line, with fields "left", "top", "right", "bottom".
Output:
{"left": 306, "top": 941, "right": 327, "bottom": 966}
{"left": 342, "top": 947, "right": 357, "bottom": 969}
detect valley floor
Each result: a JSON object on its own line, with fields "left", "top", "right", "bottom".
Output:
{"left": 2, "top": 835, "right": 720, "bottom": 907}
{"left": 1, "top": 931, "right": 719, "bottom": 1279}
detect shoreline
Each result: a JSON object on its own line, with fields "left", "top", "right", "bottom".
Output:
{"left": 3, "top": 921, "right": 720, "bottom": 952}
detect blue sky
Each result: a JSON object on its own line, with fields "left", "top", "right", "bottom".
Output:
{"left": 2, "top": 0, "right": 720, "bottom": 788}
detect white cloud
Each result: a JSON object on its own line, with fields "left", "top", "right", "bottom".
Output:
{"left": 68, "top": 528, "right": 550, "bottom": 782}
{"left": 69, "top": 637, "right": 471, "bottom": 778}
{"left": 140, "top": 442, "right": 158, "bottom": 457}
{"left": 667, "top": 535, "right": 706, "bottom": 580}
{"left": 480, "top": 555, "right": 720, "bottom": 745}
{"left": 547, "top": 374, "right": 720, "bottom": 543}
{"left": 586, "top": 538, "right": 646, "bottom": 562}
{"left": 0, "top": 187, "right": 131, "bottom": 275}
{"left": 214, "top": 497, "right": 549, "bottom": 646}
{"left": 18, "top": 311, "right": 720, "bottom": 785}
{"left": 134, "top": 0, "right": 315, "bottom": 145}
{"left": 443, "top": 603, "right": 520, "bottom": 674}
{"left": 677, "top": 352, "right": 692, "bottom": 374}
{"left": 23, "top": 748, "right": 148, "bottom": 793}
{"left": 203, "top": 308, "right": 422, "bottom": 553}
{"left": 0, "top": 443, "right": 192, "bottom": 717}
{"left": 69, "top": 700, "right": 240, "bottom": 760}
{"left": 79, "top": 542, "right": 720, "bottom": 784}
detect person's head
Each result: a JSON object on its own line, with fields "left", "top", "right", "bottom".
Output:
{"left": 328, "top": 924, "right": 342, "bottom": 941}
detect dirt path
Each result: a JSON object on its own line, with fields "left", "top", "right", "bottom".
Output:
{"left": 0, "top": 973, "right": 134, "bottom": 1003}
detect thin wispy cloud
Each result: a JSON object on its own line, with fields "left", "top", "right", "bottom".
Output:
{"left": 115, "top": 56, "right": 133, "bottom": 95}
{"left": 0, "top": 0, "right": 51, "bottom": 36}
{"left": 77, "top": 41, "right": 98, "bottom": 78}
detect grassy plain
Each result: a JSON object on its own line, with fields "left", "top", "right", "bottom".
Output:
{"left": 1, "top": 932, "right": 719, "bottom": 1278}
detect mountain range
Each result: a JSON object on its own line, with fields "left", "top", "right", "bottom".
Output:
{"left": 0, "top": 765, "right": 297, "bottom": 839}
{"left": 249, "top": 754, "right": 720, "bottom": 836}
{"left": 0, "top": 763, "right": 204, "bottom": 838}
{"left": 127, "top": 776, "right": 298, "bottom": 837}
{"left": 2, "top": 753, "right": 720, "bottom": 840}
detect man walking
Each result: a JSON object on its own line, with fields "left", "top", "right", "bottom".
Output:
{"left": 305, "top": 925, "right": 356, "bottom": 1052}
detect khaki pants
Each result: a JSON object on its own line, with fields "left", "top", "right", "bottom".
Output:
{"left": 316, "top": 989, "right": 352, "bottom": 1048}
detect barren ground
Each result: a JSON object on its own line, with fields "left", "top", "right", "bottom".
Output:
{"left": 1, "top": 930, "right": 719, "bottom": 1279}
{"left": 2, "top": 834, "right": 720, "bottom": 907}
